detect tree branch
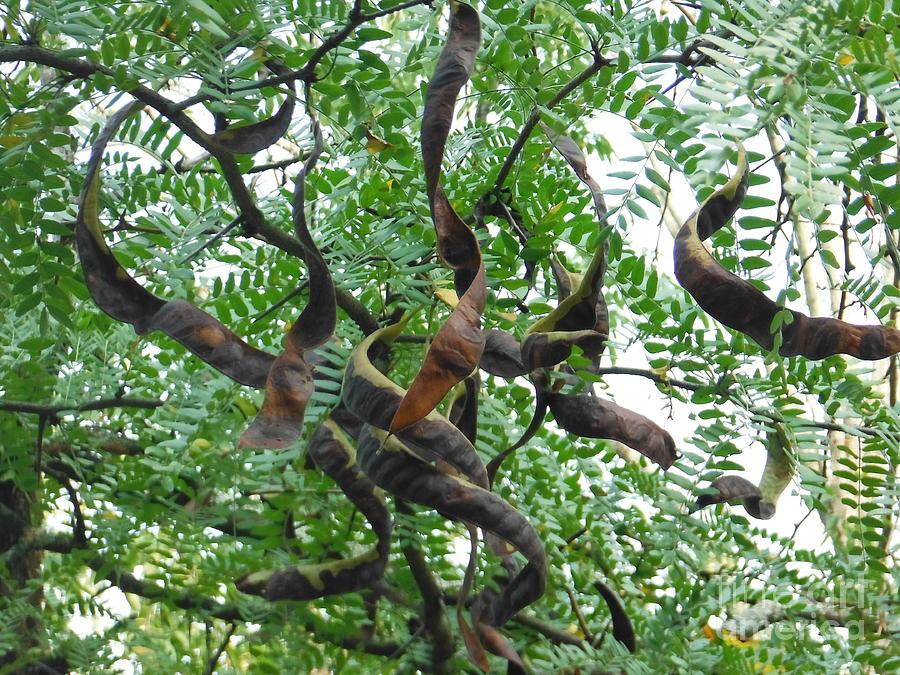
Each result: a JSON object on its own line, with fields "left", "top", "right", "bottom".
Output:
{"left": 399, "top": 501, "right": 455, "bottom": 673}
{"left": 512, "top": 612, "right": 584, "bottom": 646}
{"left": 1, "top": 44, "right": 382, "bottom": 336}
{"left": 492, "top": 52, "right": 610, "bottom": 192}
{"left": 18, "top": 534, "right": 400, "bottom": 656}
{"left": 0, "top": 397, "right": 163, "bottom": 416}
{"left": 593, "top": 365, "right": 889, "bottom": 438}
{"left": 172, "top": 0, "right": 434, "bottom": 110}
{"left": 203, "top": 623, "right": 236, "bottom": 675}
{"left": 361, "top": 0, "right": 433, "bottom": 21}
{"left": 0, "top": 45, "right": 213, "bottom": 149}
{"left": 248, "top": 221, "right": 379, "bottom": 334}
{"left": 43, "top": 468, "right": 87, "bottom": 546}
{"left": 593, "top": 366, "right": 703, "bottom": 392}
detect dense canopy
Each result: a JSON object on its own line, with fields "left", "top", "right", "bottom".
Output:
{"left": 0, "top": 1, "right": 898, "bottom": 673}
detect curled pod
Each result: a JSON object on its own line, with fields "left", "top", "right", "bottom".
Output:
{"left": 595, "top": 581, "right": 636, "bottom": 653}
{"left": 75, "top": 102, "right": 274, "bottom": 388}
{"left": 240, "top": 119, "right": 336, "bottom": 449}
{"left": 674, "top": 147, "right": 900, "bottom": 360}
{"left": 209, "top": 60, "right": 295, "bottom": 155}
{"left": 541, "top": 123, "right": 608, "bottom": 224}
{"left": 550, "top": 258, "right": 610, "bottom": 346}
{"left": 753, "top": 429, "right": 794, "bottom": 518}
{"left": 480, "top": 329, "right": 527, "bottom": 379}
{"left": 449, "top": 373, "right": 480, "bottom": 444}
{"left": 548, "top": 391, "right": 677, "bottom": 469}
{"left": 357, "top": 425, "right": 547, "bottom": 629}
{"left": 486, "top": 374, "right": 550, "bottom": 487}
{"left": 695, "top": 475, "right": 769, "bottom": 518}
{"left": 342, "top": 323, "right": 489, "bottom": 489}
{"left": 237, "top": 418, "right": 391, "bottom": 600}
{"left": 390, "top": 2, "right": 486, "bottom": 433}
{"left": 696, "top": 428, "right": 793, "bottom": 519}
{"left": 519, "top": 127, "right": 611, "bottom": 371}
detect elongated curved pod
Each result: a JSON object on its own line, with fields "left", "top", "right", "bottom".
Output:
{"left": 674, "top": 147, "right": 900, "bottom": 360}
{"left": 390, "top": 2, "right": 487, "bottom": 433}
{"left": 74, "top": 102, "right": 275, "bottom": 388}
{"left": 356, "top": 426, "right": 547, "bottom": 630}
{"left": 342, "top": 323, "right": 489, "bottom": 489}
{"left": 237, "top": 418, "right": 391, "bottom": 600}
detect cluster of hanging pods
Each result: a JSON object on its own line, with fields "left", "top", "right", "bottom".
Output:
{"left": 73, "top": 3, "right": 900, "bottom": 669}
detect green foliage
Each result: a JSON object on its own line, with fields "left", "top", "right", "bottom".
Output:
{"left": 0, "top": 0, "right": 898, "bottom": 673}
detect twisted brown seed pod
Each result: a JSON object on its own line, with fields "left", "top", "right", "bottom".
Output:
{"left": 548, "top": 390, "right": 677, "bottom": 469}
{"left": 342, "top": 323, "right": 489, "bottom": 489}
{"left": 519, "top": 127, "right": 610, "bottom": 371}
{"left": 209, "top": 60, "right": 295, "bottom": 155}
{"left": 390, "top": 2, "right": 486, "bottom": 433}
{"left": 356, "top": 425, "right": 547, "bottom": 629}
{"left": 239, "top": 116, "right": 335, "bottom": 449}
{"left": 74, "top": 102, "right": 275, "bottom": 388}
{"left": 674, "top": 147, "right": 900, "bottom": 360}
{"left": 236, "top": 418, "right": 391, "bottom": 600}
{"left": 696, "top": 427, "right": 794, "bottom": 519}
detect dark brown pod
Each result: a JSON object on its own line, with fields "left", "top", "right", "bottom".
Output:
{"left": 240, "top": 120, "right": 335, "bottom": 449}
{"left": 518, "top": 126, "right": 612, "bottom": 371}
{"left": 236, "top": 418, "right": 391, "bottom": 600}
{"left": 486, "top": 378, "right": 549, "bottom": 487}
{"left": 695, "top": 475, "right": 773, "bottom": 519}
{"left": 342, "top": 324, "right": 489, "bottom": 489}
{"left": 391, "top": 265, "right": 486, "bottom": 432}
{"left": 548, "top": 392, "right": 676, "bottom": 469}
{"left": 74, "top": 103, "right": 276, "bottom": 388}
{"left": 522, "top": 240, "right": 607, "bottom": 371}
{"left": 520, "top": 329, "right": 608, "bottom": 372}
{"left": 480, "top": 329, "right": 527, "bottom": 378}
{"left": 595, "top": 581, "right": 636, "bottom": 653}
{"left": 357, "top": 425, "right": 547, "bottom": 629}
{"left": 390, "top": 2, "right": 486, "bottom": 432}
{"left": 449, "top": 374, "right": 480, "bottom": 444}
{"left": 674, "top": 147, "right": 900, "bottom": 360}
{"left": 696, "top": 430, "right": 793, "bottom": 520}
{"left": 210, "top": 60, "right": 295, "bottom": 155}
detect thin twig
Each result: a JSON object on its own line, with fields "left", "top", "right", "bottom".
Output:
{"left": 252, "top": 282, "right": 309, "bottom": 324}
{"left": 180, "top": 214, "right": 243, "bottom": 264}
{"left": 398, "top": 501, "right": 455, "bottom": 672}
{"left": 565, "top": 586, "right": 594, "bottom": 642}
{"left": 203, "top": 623, "right": 237, "bottom": 675}
{"left": 492, "top": 51, "right": 609, "bottom": 192}
{"left": 0, "top": 397, "right": 163, "bottom": 416}
{"left": 172, "top": 0, "right": 435, "bottom": 110}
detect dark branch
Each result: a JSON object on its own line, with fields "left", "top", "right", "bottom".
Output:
{"left": 492, "top": 51, "right": 610, "bottom": 192}
{"left": 594, "top": 366, "right": 886, "bottom": 437}
{"left": 19, "top": 534, "right": 400, "bottom": 656}
{"left": 203, "top": 623, "right": 237, "bottom": 675}
{"left": 593, "top": 366, "right": 703, "bottom": 391}
{"left": 0, "top": 45, "right": 213, "bottom": 148}
{"left": 399, "top": 501, "right": 455, "bottom": 673}
{"left": 173, "top": 0, "right": 434, "bottom": 111}
{"left": 248, "top": 221, "right": 379, "bottom": 334}
{"left": 0, "top": 397, "right": 163, "bottom": 416}
{"left": 512, "top": 613, "right": 584, "bottom": 645}
{"left": 362, "top": 0, "right": 433, "bottom": 21}
{"left": 43, "top": 468, "right": 87, "bottom": 546}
